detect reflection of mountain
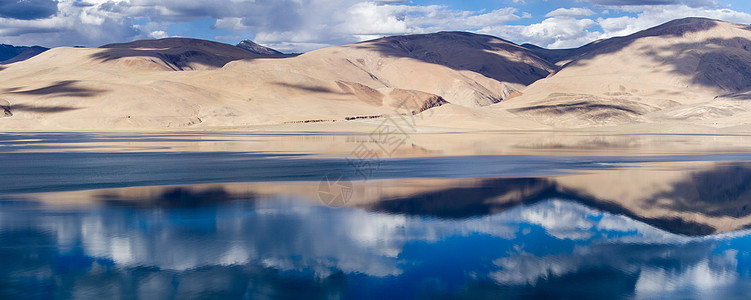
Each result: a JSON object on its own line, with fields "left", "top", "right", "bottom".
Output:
{"left": 366, "top": 162, "right": 751, "bottom": 236}
{"left": 17, "top": 159, "right": 751, "bottom": 236}
{"left": 648, "top": 164, "right": 751, "bottom": 218}
{"left": 1, "top": 198, "right": 749, "bottom": 299}
{"left": 98, "top": 186, "right": 257, "bottom": 208}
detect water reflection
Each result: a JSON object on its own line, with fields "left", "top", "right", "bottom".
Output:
{"left": 26, "top": 160, "right": 751, "bottom": 236}
{"left": 2, "top": 196, "right": 751, "bottom": 299}
{"left": 4, "top": 132, "right": 751, "bottom": 157}
{"left": 4, "top": 132, "right": 751, "bottom": 298}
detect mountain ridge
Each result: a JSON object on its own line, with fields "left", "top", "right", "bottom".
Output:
{"left": 236, "top": 40, "right": 285, "bottom": 56}
{"left": 1, "top": 17, "right": 751, "bottom": 131}
{"left": 0, "top": 44, "right": 48, "bottom": 64}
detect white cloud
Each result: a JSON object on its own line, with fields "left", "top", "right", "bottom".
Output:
{"left": 546, "top": 7, "right": 597, "bottom": 18}
{"left": 479, "top": 16, "right": 601, "bottom": 48}
{"left": 476, "top": 4, "right": 751, "bottom": 49}
{"left": 0, "top": 0, "right": 528, "bottom": 51}
{"left": 597, "top": 5, "right": 751, "bottom": 39}
{"left": 149, "top": 30, "right": 169, "bottom": 39}
{"left": 0, "top": 0, "right": 143, "bottom": 46}
{"left": 251, "top": 2, "right": 525, "bottom": 52}
{"left": 590, "top": 0, "right": 720, "bottom": 7}
{"left": 1, "top": 0, "right": 751, "bottom": 53}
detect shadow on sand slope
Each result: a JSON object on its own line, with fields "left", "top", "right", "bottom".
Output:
{"left": 3, "top": 80, "right": 107, "bottom": 98}
{"left": 350, "top": 31, "right": 556, "bottom": 86}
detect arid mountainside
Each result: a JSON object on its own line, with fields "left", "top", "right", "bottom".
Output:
{"left": 2, "top": 17, "right": 751, "bottom": 131}
{"left": 0, "top": 44, "right": 47, "bottom": 64}
{"left": 236, "top": 40, "right": 286, "bottom": 56}
{"left": 98, "top": 38, "right": 268, "bottom": 71}
{"left": 498, "top": 17, "right": 751, "bottom": 129}
{"left": 0, "top": 32, "right": 553, "bottom": 130}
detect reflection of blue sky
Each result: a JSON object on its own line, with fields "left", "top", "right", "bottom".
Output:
{"left": 2, "top": 197, "right": 751, "bottom": 298}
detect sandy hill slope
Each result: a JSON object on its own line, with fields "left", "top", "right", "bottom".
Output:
{"left": 497, "top": 17, "right": 751, "bottom": 129}
{"left": 0, "top": 32, "right": 554, "bottom": 130}
{"left": 222, "top": 32, "right": 556, "bottom": 108}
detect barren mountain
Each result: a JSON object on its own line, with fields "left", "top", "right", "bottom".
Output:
{"left": 97, "top": 38, "right": 272, "bottom": 71}
{"left": 236, "top": 40, "right": 286, "bottom": 56}
{"left": 0, "top": 32, "right": 553, "bottom": 130}
{"left": 222, "top": 32, "right": 556, "bottom": 108}
{"left": 3, "top": 18, "right": 751, "bottom": 131}
{"left": 0, "top": 44, "right": 47, "bottom": 64}
{"left": 498, "top": 17, "right": 751, "bottom": 129}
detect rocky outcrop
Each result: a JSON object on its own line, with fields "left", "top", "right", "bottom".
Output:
{"left": 236, "top": 40, "right": 284, "bottom": 56}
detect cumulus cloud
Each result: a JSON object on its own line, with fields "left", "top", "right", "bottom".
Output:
{"left": 590, "top": 0, "right": 719, "bottom": 7}
{"left": 0, "top": 0, "right": 751, "bottom": 52}
{"left": 545, "top": 7, "right": 596, "bottom": 18}
{"left": 478, "top": 3, "right": 751, "bottom": 49}
{"left": 479, "top": 16, "right": 601, "bottom": 48}
{"left": 0, "top": 0, "right": 529, "bottom": 51}
{"left": 0, "top": 0, "right": 143, "bottom": 46}
{"left": 0, "top": 0, "right": 58, "bottom": 20}
{"left": 597, "top": 5, "right": 751, "bottom": 39}
{"left": 243, "top": 3, "right": 527, "bottom": 52}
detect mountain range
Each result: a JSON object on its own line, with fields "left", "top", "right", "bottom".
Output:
{"left": 1, "top": 17, "right": 751, "bottom": 131}
{"left": 0, "top": 44, "right": 47, "bottom": 65}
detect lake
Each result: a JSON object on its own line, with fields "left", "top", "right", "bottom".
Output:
{"left": 2, "top": 132, "right": 751, "bottom": 299}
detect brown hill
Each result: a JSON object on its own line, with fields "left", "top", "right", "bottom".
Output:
{"left": 497, "top": 17, "right": 751, "bottom": 129}
{"left": 96, "top": 38, "right": 270, "bottom": 71}
{"left": 4, "top": 18, "right": 751, "bottom": 131}
{"left": 236, "top": 40, "right": 287, "bottom": 56}
{"left": 0, "top": 32, "right": 553, "bottom": 130}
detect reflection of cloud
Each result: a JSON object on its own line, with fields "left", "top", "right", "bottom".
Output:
{"left": 489, "top": 200, "right": 746, "bottom": 295}
{"left": 2, "top": 197, "right": 751, "bottom": 298}
{"left": 519, "top": 200, "right": 596, "bottom": 240}
{"left": 596, "top": 212, "right": 692, "bottom": 244}
{"left": 635, "top": 250, "right": 739, "bottom": 299}
{"left": 490, "top": 242, "right": 739, "bottom": 296}
{"left": 11, "top": 196, "right": 527, "bottom": 278}
{"left": 492, "top": 253, "right": 585, "bottom": 286}
{"left": 22, "top": 197, "right": 518, "bottom": 278}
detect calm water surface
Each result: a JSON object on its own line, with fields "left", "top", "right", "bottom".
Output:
{"left": 2, "top": 132, "right": 751, "bottom": 299}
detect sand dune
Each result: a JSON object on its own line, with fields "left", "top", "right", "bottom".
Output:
{"left": 2, "top": 18, "right": 751, "bottom": 131}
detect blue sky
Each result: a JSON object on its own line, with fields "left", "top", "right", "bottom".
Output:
{"left": 2, "top": 0, "right": 751, "bottom": 52}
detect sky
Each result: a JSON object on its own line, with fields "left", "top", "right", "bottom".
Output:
{"left": 1, "top": 0, "right": 751, "bottom": 52}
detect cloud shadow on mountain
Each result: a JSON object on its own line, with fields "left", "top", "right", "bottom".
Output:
{"left": 9, "top": 104, "right": 79, "bottom": 114}
{"left": 272, "top": 82, "right": 347, "bottom": 95}
{"left": 349, "top": 31, "right": 557, "bottom": 86}
{"left": 92, "top": 38, "right": 291, "bottom": 71}
{"left": 5, "top": 80, "right": 106, "bottom": 98}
